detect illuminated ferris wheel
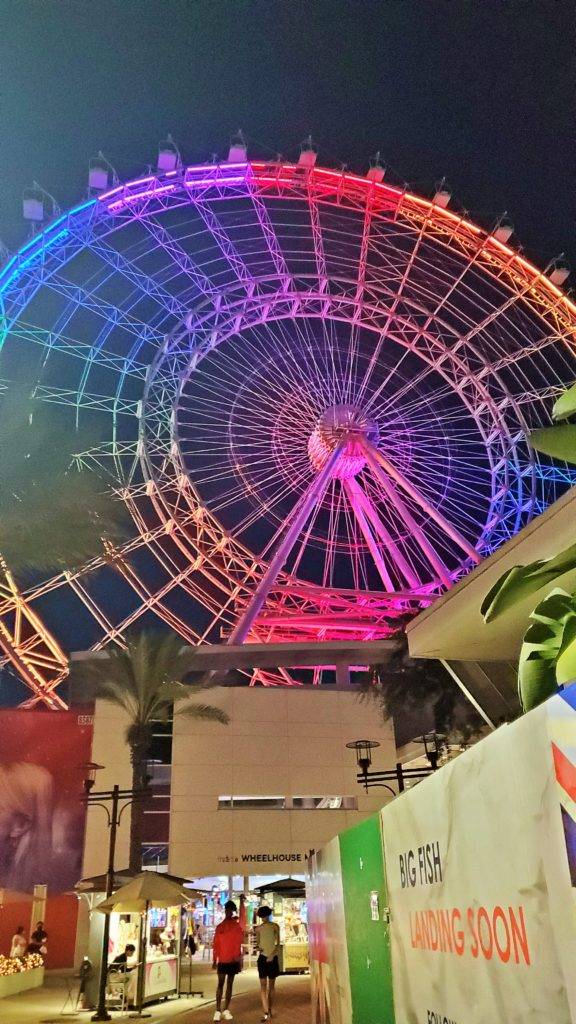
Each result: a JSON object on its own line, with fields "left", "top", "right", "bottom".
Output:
{"left": 1, "top": 137, "right": 575, "bottom": 706}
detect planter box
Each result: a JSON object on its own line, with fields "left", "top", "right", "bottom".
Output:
{"left": 0, "top": 965, "right": 44, "bottom": 998}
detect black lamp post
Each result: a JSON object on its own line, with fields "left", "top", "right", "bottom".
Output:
{"left": 81, "top": 762, "right": 150, "bottom": 1022}
{"left": 347, "top": 734, "right": 444, "bottom": 794}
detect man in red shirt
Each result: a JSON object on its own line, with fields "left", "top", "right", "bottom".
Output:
{"left": 212, "top": 900, "right": 243, "bottom": 1021}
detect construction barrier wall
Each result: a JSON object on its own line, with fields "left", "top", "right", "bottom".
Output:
{"left": 308, "top": 683, "right": 576, "bottom": 1024}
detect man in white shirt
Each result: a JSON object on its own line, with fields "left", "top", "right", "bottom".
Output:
{"left": 255, "top": 906, "right": 280, "bottom": 1022}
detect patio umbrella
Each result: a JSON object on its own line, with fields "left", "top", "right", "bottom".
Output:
{"left": 95, "top": 872, "right": 189, "bottom": 1017}
{"left": 95, "top": 872, "right": 190, "bottom": 913}
{"left": 75, "top": 868, "right": 194, "bottom": 894}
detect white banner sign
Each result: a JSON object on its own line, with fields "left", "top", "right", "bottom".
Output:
{"left": 381, "top": 693, "right": 576, "bottom": 1024}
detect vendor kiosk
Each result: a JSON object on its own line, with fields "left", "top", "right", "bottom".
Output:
{"left": 82, "top": 871, "right": 188, "bottom": 1011}
{"left": 107, "top": 904, "right": 181, "bottom": 1004}
{"left": 254, "top": 878, "right": 309, "bottom": 974}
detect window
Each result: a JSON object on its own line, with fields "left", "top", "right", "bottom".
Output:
{"left": 218, "top": 796, "right": 286, "bottom": 810}
{"left": 218, "top": 795, "right": 357, "bottom": 810}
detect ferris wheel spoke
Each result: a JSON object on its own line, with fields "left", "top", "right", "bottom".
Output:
{"left": 363, "top": 441, "right": 480, "bottom": 565}
{"left": 295, "top": 315, "right": 340, "bottom": 406}
{"left": 250, "top": 319, "right": 331, "bottom": 408}
{"left": 269, "top": 315, "right": 334, "bottom": 407}
{"left": 364, "top": 353, "right": 446, "bottom": 421}
{"left": 228, "top": 443, "right": 345, "bottom": 643}
{"left": 357, "top": 213, "right": 432, "bottom": 403}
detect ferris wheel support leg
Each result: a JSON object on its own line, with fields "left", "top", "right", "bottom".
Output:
{"left": 361, "top": 445, "right": 453, "bottom": 589}
{"left": 228, "top": 444, "right": 345, "bottom": 645}
{"left": 363, "top": 441, "right": 481, "bottom": 564}
{"left": 344, "top": 477, "right": 420, "bottom": 589}
{"left": 342, "top": 480, "right": 395, "bottom": 591}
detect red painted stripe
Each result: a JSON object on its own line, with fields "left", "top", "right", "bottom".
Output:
{"left": 552, "top": 742, "right": 576, "bottom": 804}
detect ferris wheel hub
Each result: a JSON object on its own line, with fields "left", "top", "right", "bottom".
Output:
{"left": 308, "top": 404, "right": 380, "bottom": 480}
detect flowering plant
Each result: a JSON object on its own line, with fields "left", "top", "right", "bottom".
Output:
{"left": 0, "top": 953, "right": 44, "bottom": 976}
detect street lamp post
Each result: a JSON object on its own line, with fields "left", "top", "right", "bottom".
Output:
{"left": 81, "top": 763, "right": 149, "bottom": 1023}
{"left": 347, "top": 734, "right": 444, "bottom": 794}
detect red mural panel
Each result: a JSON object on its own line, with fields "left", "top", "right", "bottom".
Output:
{"left": 0, "top": 707, "right": 93, "bottom": 964}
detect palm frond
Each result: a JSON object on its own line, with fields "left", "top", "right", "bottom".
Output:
{"left": 0, "top": 390, "right": 129, "bottom": 576}
{"left": 176, "top": 701, "right": 230, "bottom": 724}
{"left": 70, "top": 631, "right": 230, "bottom": 731}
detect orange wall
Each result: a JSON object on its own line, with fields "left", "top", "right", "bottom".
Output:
{"left": 0, "top": 893, "right": 79, "bottom": 968}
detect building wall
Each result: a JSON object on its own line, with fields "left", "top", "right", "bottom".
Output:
{"left": 169, "top": 687, "right": 395, "bottom": 879}
{"left": 82, "top": 701, "right": 132, "bottom": 879}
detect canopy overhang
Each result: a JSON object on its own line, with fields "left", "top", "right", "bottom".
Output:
{"left": 407, "top": 485, "right": 576, "bottom": 663}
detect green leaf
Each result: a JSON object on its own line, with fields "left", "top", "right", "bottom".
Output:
{"left": 518, "top": 652, "right": 559, "bottom": 712}
{"left": 552, "top": 381, "right": 576, "bottom": 421}
{"left": 556, "top": 616, "right": 576, "bottom": 685}
{"left": 528, "top": 425, "right": 576, "bottom": 465}
{"left": 517, "top": 588, "right": 576, "bottom": 710}
{"left": 481, "top": 543, "right": 576, "bottom": 622}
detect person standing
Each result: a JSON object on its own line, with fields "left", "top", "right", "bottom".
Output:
{"left": 212, "top": 900, "right": 243, "bottom": 1022}
{"left": 28, "top": 920, "right": 48, "bottom": 956}
{"left": 255, "top": 906, "right": 280, "bottom": 1022}
{"left": 10, "top": 926, "right": 27, "bottom": 958}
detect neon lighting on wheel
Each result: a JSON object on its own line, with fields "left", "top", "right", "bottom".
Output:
{"left": 1, "top": 158, "right": 575, "bottom": 706}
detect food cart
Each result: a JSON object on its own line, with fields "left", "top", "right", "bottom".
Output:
{"left": 254, "top": 878, "right": 309, "bottom": 974}
{"left": 95, "top": 872, "right": 188, "bottom": 1009}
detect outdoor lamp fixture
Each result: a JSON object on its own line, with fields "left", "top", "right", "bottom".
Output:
{"left": 79, "top": 762, "right": 151, "bottom": 1022}
{"left": 348, "top": 735, "right": 443, "bottom": 796}
{"left": 347, "top": 739, "right": 380, "bottom": 777}
{"left": 83, "top": 762, "right": 105, "bottom": 793}
{"left": 422, "top": 732, "right": 446, "bottom": 770}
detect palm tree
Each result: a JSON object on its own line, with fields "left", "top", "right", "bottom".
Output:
{"left": 71, "top": 631, "right": 230, "bottom": 871}
{"left": 362, "top": 637, "right": 483, "bottom": 745}
{"left": 0, "top": 387, "right": 127, "bottom": 576}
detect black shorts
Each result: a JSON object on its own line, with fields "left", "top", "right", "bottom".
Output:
{"left": 257, "top": 954, "right": 280, "bottom": 979}
{"left": 217, "top": 960, "right": 241, "bottom": 977}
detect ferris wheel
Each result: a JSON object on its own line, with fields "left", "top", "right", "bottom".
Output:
{"left": 1, "top": 139, "right": 575, "bottom": 706}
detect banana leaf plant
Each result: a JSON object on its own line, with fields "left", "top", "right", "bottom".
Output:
{"left": 480, "top": 382, "right": 576, "bottom": 712}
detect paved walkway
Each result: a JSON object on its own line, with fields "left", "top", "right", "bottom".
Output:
{"left": 178, "top": 973, "right": 310, "bottom": 1024}
{"left": 0, "top": 964, "right": 310, "bottom": 1024}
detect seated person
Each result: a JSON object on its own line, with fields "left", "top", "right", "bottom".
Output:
{"left": 109, "top": 942, "right": 137, "bottom": 973}
{"left": 107, "top": 943, "right": 137, "bottom": 1004}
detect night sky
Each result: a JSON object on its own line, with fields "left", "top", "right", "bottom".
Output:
{"left": 1, "top": 0, "right": 574, "bottom": 266}
{"left": 0, "top": 0, "right": 574, "bottom": 704}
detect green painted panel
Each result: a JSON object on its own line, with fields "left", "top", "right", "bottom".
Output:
{"left": 339, "top": 814, "right": 395, "bottom": 1024}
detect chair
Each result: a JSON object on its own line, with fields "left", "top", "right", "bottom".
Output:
{"left": 106, "top": 969, "right": 129, "bottom": 1014}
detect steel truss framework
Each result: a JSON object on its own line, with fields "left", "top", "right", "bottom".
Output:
{"left": 1, "top": 159, "right": 576, "bottom": 707}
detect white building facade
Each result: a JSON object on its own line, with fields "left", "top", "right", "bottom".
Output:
{"left": 83, "top": 686, "right": 395, "bottom": 884}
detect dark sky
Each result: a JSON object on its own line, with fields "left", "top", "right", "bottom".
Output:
{"left": 1, "top": 0, "right": 574, "bottom": 267}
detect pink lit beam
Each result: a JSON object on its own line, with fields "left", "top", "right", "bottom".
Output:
{"left": 361, "top": 444, "right": 453, "bottom": 588}
{"left": 229, "top": 444, "right": 345, "bottom": 644}
{"left": 343, "top": 480, "right": 395, "bottom": 591}
{"left": 362, "top": 441, "right": 480, "bottom": 564}
{"left": 345, "top": 476, "right": 420, "bottom": 589}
